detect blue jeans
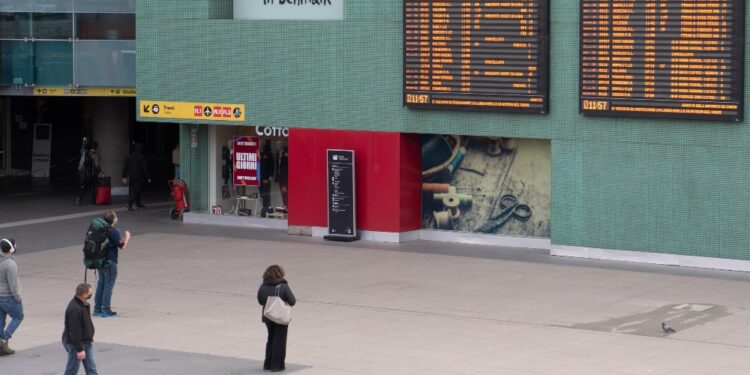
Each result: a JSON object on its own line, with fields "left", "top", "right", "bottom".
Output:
{"left": 64, "top": 342, "right": 98, "bottom": 375}
{"left": 0, "top": 296, "right": 23, "bottom": 340}
{"left": 94, "top": 262, "right": 117, "bottom": 312}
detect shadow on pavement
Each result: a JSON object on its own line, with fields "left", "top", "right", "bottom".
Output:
{"left": 0, "top": 342, "right": 308, "bottom": 375}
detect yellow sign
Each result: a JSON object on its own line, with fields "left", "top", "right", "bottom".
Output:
{"left": 139, "top": 100, "right": 246, "bottom": 122}
{"left": 33, "top": 87, "right": 136, "bottom": 97}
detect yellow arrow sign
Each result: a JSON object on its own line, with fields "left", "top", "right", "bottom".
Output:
{"left": 139, "top": 100, "right": 246, "bottom": 122}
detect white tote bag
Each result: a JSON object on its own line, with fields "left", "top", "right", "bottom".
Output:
{"left": 263, "top": 285, "right": 292, "bottom": 325}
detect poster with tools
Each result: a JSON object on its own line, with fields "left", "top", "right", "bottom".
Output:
{"left": 421, "top": 135, "right": 551, "bottom": 238}
{"left": 233, "top": 136, "right": 260, "bottom": 186}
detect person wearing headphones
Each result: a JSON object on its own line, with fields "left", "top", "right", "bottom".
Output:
{"left": 0, "top": 238, "right": 22, "bottom": 355}
{"left": 93, "top": 212, "right": 130, "bottom": 318}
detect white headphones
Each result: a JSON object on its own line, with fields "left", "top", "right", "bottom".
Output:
{"left": 1, "top": 239, "right": 15, "bottom": 254}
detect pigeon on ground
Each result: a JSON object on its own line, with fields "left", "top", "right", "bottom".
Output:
{"left": 661, "top": 322, "right": 676, "bottom": 333}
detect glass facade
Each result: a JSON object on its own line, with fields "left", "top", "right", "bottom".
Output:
{"left": 0, "top": 0, "right": 134, "bottom": 87}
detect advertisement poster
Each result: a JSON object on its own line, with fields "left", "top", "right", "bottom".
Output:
{"left": 422, "top": 135, "right": 551, "bottom": 238}
{"left": 233, "top": 136, "right": 260, "bottom": 186}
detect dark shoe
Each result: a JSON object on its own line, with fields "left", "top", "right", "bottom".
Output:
{"left": 270, "top": 370, "right": 284, "bottom": 373}
{"left": 0, "top": 340, "right": 15, "bottom": 355}
{"left": 75, "top": 197, "right": 81, "bottom": 206}
{"left": 136, "top": 202, "right": 146, "bottom": 208}
{"left": 98, "top": 310, "right": 117, "bottom": 318}
{"left": 127, "top": 205, "right": 134, "bottom": 211}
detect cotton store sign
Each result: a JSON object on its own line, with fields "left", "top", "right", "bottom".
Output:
{"left": 233, "top": 0, "right": 343, "bottom": 20}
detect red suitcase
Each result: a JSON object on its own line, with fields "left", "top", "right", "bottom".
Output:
{"left": 95, "top": 186, "right": 111, "bottom": 205}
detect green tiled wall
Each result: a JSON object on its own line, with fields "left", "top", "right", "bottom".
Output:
{"left": 139, "top": 1, "right": 750, "bottom": 260}
{"left": 179, "top": 124, "right": 210, "bottom": 212}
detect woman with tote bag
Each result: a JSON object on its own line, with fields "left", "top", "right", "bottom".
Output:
{"left": 257, "top": 265, "right": 296, "bottom": 372}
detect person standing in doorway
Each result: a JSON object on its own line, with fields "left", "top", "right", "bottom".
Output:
{"left": 121, "top": 142, "right": 150, "bottom": 211}
{"left": 77, "top": 141, "right": 101, "bottom": 206}
{"left": 63, "top": 283, "right": 98, "bottom": 375}
{"left": 257, "top": 265, "right": 296, "bottom": 372}
{"left": 172, "top": 144, "right": 180, "bottom": 180}
{"left": 259, "top": 141, "right": 275, "bottom": 217}
{"left": 93, "top": 211, "right": 130, "bottom": 318}
{"left": 0, "top": 238, "right": 22, "bottom": 356}
{"left": 275, "top": 144, "right": 289, "bottom": 208}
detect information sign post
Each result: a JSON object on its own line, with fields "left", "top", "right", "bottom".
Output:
{"left": 324, "top": 149, "right": 359, "bottom": 242}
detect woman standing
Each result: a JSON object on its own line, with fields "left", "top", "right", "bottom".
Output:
{"left": 257, "top": 265, "right": 296, "bottom": 372}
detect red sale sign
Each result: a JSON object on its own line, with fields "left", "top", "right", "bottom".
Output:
{"left": 233, "top": 136, "right": 260, "bottom": 186}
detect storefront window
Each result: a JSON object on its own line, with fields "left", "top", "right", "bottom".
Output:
{"left": 0, "top": 0, "right": 72, "bottom": 13}
{"left": 0, "top": 13, "right": 31, "bottom": 39}
{"left": 0, "top": 41, "right": 33, "bottom": 85}
{"left": 76, "top": 13, "right": 135, "bottom": 40}
{"left": 33, "top": 0, "right": 73, "bottom": 12}
{"left": 213, "top": 126, "right": 289, "bottom": 218}
{"left": 74, "top": 40, "right": 135, "bottom": 86}
{"left": 75, "top": 0, "right": 135, "bottom": 14}
{"left": 32, "top": 12, "right": 73, "bottom": 39}
{"left": 35, "top": 41, "right": 72, "bottom": 85}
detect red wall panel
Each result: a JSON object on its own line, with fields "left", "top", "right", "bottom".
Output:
{"left": 288, "top": 129, "right": 421, "bottom": 232}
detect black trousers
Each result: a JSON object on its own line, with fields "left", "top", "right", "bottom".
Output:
{"left": 78, "top": 179, "right": 96, "bottom": 204}
{"left": 264, "top": 321, "right": 288, "bottom": 371}
{"left": 259, "top": 178, "right": 272, "bottom": 215}
{"left": 128, "top": 178, "right": 145, "bottom": 206}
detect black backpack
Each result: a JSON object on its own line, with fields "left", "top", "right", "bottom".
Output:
{"left": 83, "top": 217, "right": 110, "bottom": 270}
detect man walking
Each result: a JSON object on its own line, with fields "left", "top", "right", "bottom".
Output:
{"left": 121, "top": 142, "right": 150, "bottom": 211}
{"left": 93, "top": 211, "right": 130, "bottom": 317}
{"left": 0, "top": 238, "right": 22, "bottom": 356}
{"left": 63, "top": 283, "right": 98, "bottom": 375}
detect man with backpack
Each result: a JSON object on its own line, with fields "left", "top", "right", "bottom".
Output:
{"left": 88, "top": 211, "right": 130, "bottom": 318}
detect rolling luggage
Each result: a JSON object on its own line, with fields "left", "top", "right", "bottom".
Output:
{"left": 95, "top": 177, "right": 111, "bottom": 205}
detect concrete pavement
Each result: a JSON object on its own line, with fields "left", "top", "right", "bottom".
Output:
{"left": 0, "top": 206, "right": 749, "bottom": 374}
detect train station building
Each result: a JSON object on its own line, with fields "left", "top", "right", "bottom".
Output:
{"left": 135, "top": 1, "right": 750, "bottom": 271}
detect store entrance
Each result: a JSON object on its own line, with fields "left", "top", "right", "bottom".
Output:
{"left": 212, "top": 126, "right": 288, "bottom": 219}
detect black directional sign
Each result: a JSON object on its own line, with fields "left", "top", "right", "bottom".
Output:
{"left": 325, "top": 149, "right": 359, "bottom": 242}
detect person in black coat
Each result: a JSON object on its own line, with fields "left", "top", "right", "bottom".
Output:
{"left": 62, "top": 283, "right": 98, "bottom": 375}
{"left": 275, "top": 145, "right": 289, "bottom": 208}
{"left": 259, "top": 141, "right": 275, "bottom": 217}
{"left": 257, "top": 265, "right": 296, "bottom": 372}
{"left": 121, "top": 142, "right": 151, "bottom": 211}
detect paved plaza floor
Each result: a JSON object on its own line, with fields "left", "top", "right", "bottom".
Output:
{"left": 0, "top": 194, "right": 749, "bottom": 374}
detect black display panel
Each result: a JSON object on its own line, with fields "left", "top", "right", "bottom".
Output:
{"left": 326, "top": 150, "right": 357, "bottom": 239}
{"left": 580, "top": 0, "right": 745, "bottom": 121}
{"left": 404, "top": 0, "right": 550, "bottom": 113}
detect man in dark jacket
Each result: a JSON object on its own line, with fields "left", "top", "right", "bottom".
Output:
{"left": 259, "top": 140, "right": 275, "bottom": 217}
{"left": 63, "top": 283, "right": 98, "bottom": 375}
{"left": 121, "top": 142, "right": 150, "bottom": 211}
{"left": 275, "top": 144, "right": 289, "bottom": 208}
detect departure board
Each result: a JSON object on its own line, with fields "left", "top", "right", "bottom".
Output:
{"left": 580, "top": 0, "right": 745, "bottom": 121}
{"left": 404, "top": 0, "right": 550, "bottom": 113}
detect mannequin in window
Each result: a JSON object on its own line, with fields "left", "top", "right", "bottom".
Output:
{"left": 275, "top": 142, "right": 289, "bottom": 208}
{"left": 259, "top": 140, "right": 275, "bottom": 217}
